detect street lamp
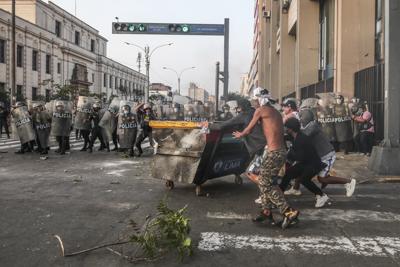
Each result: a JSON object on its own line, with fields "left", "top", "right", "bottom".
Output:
{"left": 162, "top": 66, "right": 196, "bottom": 95}
{"left": 125, "top": 42, "right": 173, "bottom": 103}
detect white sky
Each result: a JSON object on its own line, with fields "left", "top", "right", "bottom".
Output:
{"left": 51, "top": 0, "right": 254, "bottom": 96}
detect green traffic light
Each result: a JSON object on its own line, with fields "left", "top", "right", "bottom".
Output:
{"left": 182, "top": 24, "right": 190, "bottom": 33}
{"left": 138, "top": 24, "right": 147, "bottom": 32}
{"left": 128, "top": 24, "right": 135, "bottom": 32}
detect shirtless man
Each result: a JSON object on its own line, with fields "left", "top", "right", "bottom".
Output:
{"left": 233, "top": 88, "right": 299, "bottom": 229}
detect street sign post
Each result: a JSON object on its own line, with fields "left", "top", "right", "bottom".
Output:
{"left": 112, "top": 20, "right": 230, "bottom": 106}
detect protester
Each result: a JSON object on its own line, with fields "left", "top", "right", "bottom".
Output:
{"left": 300, "top": 109, "right": 356, "bottom": 197}
{"left": 280, "top": 118, "right": 330, "bottom": 208}
{"left": 352, "top": 105, "right": 374, "bottom": 156}
{"left": 233, "top": 88, "right": 299, "bottom": 229}
{"left": 282, "top": 98, "right": 299, "bottom": 123}
{"left": 282, "top": 98, "right": 302, "bottom": 197}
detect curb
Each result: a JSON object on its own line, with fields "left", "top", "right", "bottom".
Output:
{"left": 358, "top": 177, "right": 400, "bottom": 184}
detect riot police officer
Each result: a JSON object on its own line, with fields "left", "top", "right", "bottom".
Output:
{"left": 51, "top": 100, "right": 72, "bottom": 155}
{"left": 88, "top": 102, "right": 107, "bottom": 153}
{"left": 11, "top": 102, "right": 35, "bottom": 154}
{"left": 0, "top": 102, "right": 10, "bottom": 139}
{"left": 219, "top": 104, "right": 234, "bottom": 121}
{"left": 118, "top": 104, "right": 138, "bottom": 157}
{"left": 32, "top": 103, "right": 51, "bottom": 155}
{"left": 136, "top": 103, "right": 155, "bottom": 156}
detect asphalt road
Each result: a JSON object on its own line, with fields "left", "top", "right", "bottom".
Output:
{"left": 0, "top": 146, "right": 400, "bottom": 267}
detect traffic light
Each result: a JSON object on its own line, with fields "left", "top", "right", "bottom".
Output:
{"left": 168, "top": 24, "right": 190, "bottom": 33}
{"left": 113, "top": 23, "right": 147, "bottom": 33}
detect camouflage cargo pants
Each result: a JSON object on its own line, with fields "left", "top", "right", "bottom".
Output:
{"left": 258, "top": 149, "right": 289, "bottom": 214}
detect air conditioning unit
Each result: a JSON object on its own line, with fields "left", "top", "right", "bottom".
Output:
{"left": 263, "top": 11, "right": 271, "bottom": 19}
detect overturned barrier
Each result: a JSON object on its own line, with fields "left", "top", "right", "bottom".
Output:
{"left": 150, "top": 120, "right": 251, "bottom": 195}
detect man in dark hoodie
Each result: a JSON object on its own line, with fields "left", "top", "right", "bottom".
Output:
{"left": 299, "top": 109, "right": 356, "bottom": 197}
{"left": 280, "top": 118, "right": 330, "bottom": 208}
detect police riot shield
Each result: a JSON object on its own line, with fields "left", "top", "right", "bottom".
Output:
{"left": 300, "top": 98, "right": 319, "bottom": 110}
{"left": 32, "top": 109, "right": 52, "bottom": 149}
{"left": 99, "top": 98, "right": 120, "bottom": 142}
{"left": 184, "top": 104, "right": 194, "bottom": 121}
{"left": 50, "top": 100, "right": 73, "bottom": 137}
{"left": 11, "top": 106, "right": 36, "bottom": 144}
{"left": 316, "top": 93, "right": 336, "bottom": 142}
{"left": 74, "top": 96, "right": 93, "bottom": 130}
{"left": 117, "top": 102, "right": 138, "bottom": 149}
{"left": 333, "top": 102, "right": 353, "bottom": 142}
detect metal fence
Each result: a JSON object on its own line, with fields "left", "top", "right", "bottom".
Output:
{"left": 300, "top": 77, "right": 334, "bottom": 99}
{"left": 354, "top": 63, "right": 385, "bottom": 141}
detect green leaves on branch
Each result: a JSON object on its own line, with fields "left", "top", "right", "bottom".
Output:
{"left": 129, "top": 198, "right": 193, "bottom": 262}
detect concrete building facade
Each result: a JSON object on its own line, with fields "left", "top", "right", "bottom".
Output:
{"left": 0, "top": 0, "right": 147, "bottom": 103}
{"left": 149, "top": 83, "right": 171, "bottom": 97}
{"left": 188, "top": 82, "right": 209, "bottom": 104}
{"left": 249, "top": 0, "right": 377, "bottom": 101}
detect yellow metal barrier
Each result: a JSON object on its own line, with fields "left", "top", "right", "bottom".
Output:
{"left": 149, "top": 120, "right": 203, "bottom": 129}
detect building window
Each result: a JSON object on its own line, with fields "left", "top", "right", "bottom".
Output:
{"left": 57, "top": 62, "right": 61, "bottom": 74}
{"left": 319, "top": 0, "right": 335, "bottom": 80}
{"left": 90, "top": 39, "right": 95, "bottom": 52}
{"left": 0, "top": 39, "right": 5, "bottom": 63}
{"left": 17, "top": 45, "right": 23, "bottom": 67}
{"left": 55, "top": 20, "right": 61, "bottom": 37}
{"left": 32, "top": 87, "right": 37, "bottom": 100}
{"left": 16, "top": 85, "right": 23, "bottom": 100}
{"left": 0, "top": 82, "right": 5, "bottom": 92}
{"left": 115, "top": 77, "right": 118, "bottom": 88}
{"left": 103, "top": 73, "right": 107, "bottom": 87}
{"left": 75, "top": 31, "right": 80, "bottom": 45}
{"left": 32, "top": 50, "right": 38, "bottom": 71}
{"left": 46, "top": 54, "right": 51, "bottom": 74}
{"left": 92, "top": 73, "right": 95, "bottom": 83}
{"left": 45, "top": 89, "right": 51, "bottom": 102}
{"left": 110, "top": 75, "right": 113, "bottom": 89}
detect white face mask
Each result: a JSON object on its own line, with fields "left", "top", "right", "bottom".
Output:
{"left": 336, "top": 99, "right": 342, "bottom": 105}
{"left": 258, "top": 97, "right": 270, "bottom": 106}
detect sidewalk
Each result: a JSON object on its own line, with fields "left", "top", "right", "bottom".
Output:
{"left": 332, "top": 152, "right": 400, "bottom": 184}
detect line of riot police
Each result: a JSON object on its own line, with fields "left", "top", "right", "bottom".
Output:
{"left": 8, "top": 97, "right": 160, "bottom": 157}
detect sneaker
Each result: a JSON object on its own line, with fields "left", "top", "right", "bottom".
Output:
{"left": 284, "top": 188, "right": 302, "bottom": 196}
{"left": 345, "top": 179, "right": 356, "bottom": 197}
{"left": 315, "top": 194, "right": 330, "bottom": 208}
{"left": 254, "top": 197, "right": 262, "bottom": 204}
{"left": 281, "top": 208, "right": 300, "bottom": 230}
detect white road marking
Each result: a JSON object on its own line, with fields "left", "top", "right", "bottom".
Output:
{"left": 106, "top": 169, "right": 130, "bottom": 177}
{"left": 198, "top": 232, "right": 400, "bottom": 257}
{"left": 207, "top": 209, "right": 400, "bottom": 223}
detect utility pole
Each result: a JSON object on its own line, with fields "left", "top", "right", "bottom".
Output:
{"left": 369, "top": 0, "right": 400, "bottom": 174}
{"left": 144, "top": 46, "right": 150, "bottom": 103}
{"left": 137, "top": 52, "right": 142, "bottom": 73}
{"left": 11, "top": 0, "right": 16, "bottom": 105}
{"left": 223, "top": 18, "right": 230, "bottom": 100}
{"left": 215, "top": 62, "right": 220, "bottom": 115}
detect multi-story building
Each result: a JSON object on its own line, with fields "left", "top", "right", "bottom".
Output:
{"left": 249, "top": 0, "right": 377, "bottom": 101}
{"left": 149, "top": 83, "right": 172, "bottom": 97}
{"left": 208, "top": 95, "right": 216, "bottom": 104}
{"left": 239, "top": 73, "right": 250, "bottom": 97}
{"left": 188, "top": 82, "right": 209, "bottom": 104}
{"left": 0, "top": 0, "right": 147, "bottom": 103}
